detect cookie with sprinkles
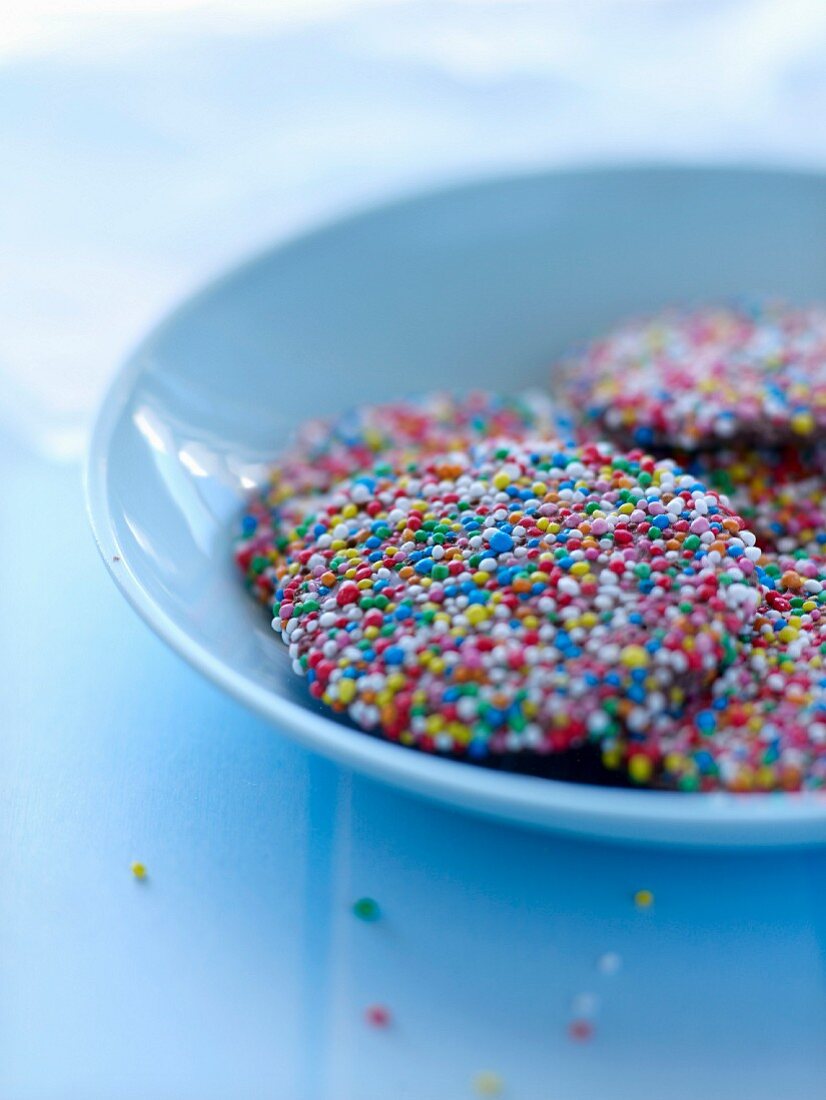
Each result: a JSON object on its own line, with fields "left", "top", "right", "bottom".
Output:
{"left": 561, "top": 301, "right": 826, "bottom": 450}
{"left": 269, "top": 440, "right": 760, "bottom": 766}
{"left": 630, "top": 552, "right": 826, "bottom": 792}
{"left": 680, "top": 443, "right": 826, "bottom": 558}
{"left": 236, "top": 391, "right": 575, "bottom": 607}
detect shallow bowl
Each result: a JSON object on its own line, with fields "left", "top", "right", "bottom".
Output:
{"left": 87, "top": 165, "right": 826, "bottom": 847}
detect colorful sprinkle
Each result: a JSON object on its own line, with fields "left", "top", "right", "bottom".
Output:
{"left": 568, "top": 1018, "right": 594, "bottom": 1042}
{"left": 473, "top": 1070, "right": 504, "bottom": 1095}
{"left": 238, "top": 305, "right": 826, "bottom": 793}
{"left": 633, "top": 889, "right": 654, "bottom": 909}
{"left": 260, "top": 438, "right": 759, "bottom": 768}
{"left": 571, "top": 992, "right": 599, "bottom": 1016}
{"left": 365, "top": 1004, "right": 391, "bottom": 1028}
{"left": 353, "top": 897, "right": 381, "bottom": 922}
{"left": 236, "top": 391, "right": 575, "bottom": 607}
{"left": 650, "top": 552, "right": 826, "bottom": 791}
{"left": 562, "top": 301, "right": 826, "bottom": 449}
{"left": 597, "top": 952, "right": 622, "bottom": 975}
{"left": 680, "top": 443, "right": 826, "bottom": 557}
{"left": 130, "top": 861, "right": 147, "bottom": 880}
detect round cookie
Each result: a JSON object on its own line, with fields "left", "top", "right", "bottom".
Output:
{"left": 270, "top": 440, "right": 760, "bottom": 764}
{"left": 681, "top": 443, "right": 826, "bottom": 558}
{"left": 561, "top": 301, "right": 826, "bottom": 450}
{"left": 236, "top": 391, "right": 575, "bottom": 607}
{"left": 623, "top": 552, "right": 826, "bottom": 792}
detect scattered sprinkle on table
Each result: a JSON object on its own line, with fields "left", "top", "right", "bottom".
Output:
{"left": 634, "top": 889, "right": 654, "bottom": 909}
{"left": 568, "top": 1018, "right": 594, "bottom": 1042}
{"left": 571, "top": 992, "right": 599, "bottom": 1017}
{"left": 353, "top": 897, "right": 381, "bottom": 922}
{"left": 130, "top": 861, "right": 147, "bottom": 880}
{"left": 473, "top": 1070, "right": 504, "bottom": 1095}
{"left": 365, "top": 1004, "right": 391, "bottom": 1028}
{"left": 598, "top": 952, "right": 622, "bottom": 975}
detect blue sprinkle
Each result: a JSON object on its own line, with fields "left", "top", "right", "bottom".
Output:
{"left": 489, "top": 530, "right": 514, "bottom": 554}
{"left": 696, "top": 710, "right": 717, "bottom": 734}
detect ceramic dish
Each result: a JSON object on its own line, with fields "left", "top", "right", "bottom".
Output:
{"left": 86, "top": 165, "right": 826, "bottom": 846}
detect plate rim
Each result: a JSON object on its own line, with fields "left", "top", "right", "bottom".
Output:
{"left": 85, "top": 161, "right": 826, "bottom": 848}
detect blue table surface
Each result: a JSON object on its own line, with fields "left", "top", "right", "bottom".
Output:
{"left": 4, "top": 435, "right": 826, "bottom": 1100}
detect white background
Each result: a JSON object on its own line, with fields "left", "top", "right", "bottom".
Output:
{"left": 5, "top": 0, "right": 826, "bottom": 457}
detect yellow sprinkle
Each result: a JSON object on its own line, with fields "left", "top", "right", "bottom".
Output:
{"left": 634, "top": 889, "right": 654, "bottom": 909}
{"left": 473, "top": 571, "right": 489, "bottom": 585}
{"left": 778, "top": 627, "right": 798, "bottom": 643}
{"left": 465, "top": 605, "right": 488, "bottom": 626}
{"left": 130, "top": 861, "right": 147, "bottom": 880}
{"left": 791, "top": 410, "right": 815, "bottom": 435}
{"left": 338, "top": 679, "right": 357, "bottom": 705}
{"left": 620, "top": 645, "right": 649, "bottom": 668}
{"left": 473, "top": 1071, "right": 504, "bottom": 1096}
{"left": 342, "top": 503, "right": 358, "bottom": 518}
{"left": 756, "top": 765, "right": 777, "bottom": 789}
{"left": 602, "top": 745, "right": 622, "bottom": 770}
{"left": 492, "top": 471, "right": 511, "bottom": 490}
{"left": 570, "top": 561, "right": 590, "bottom": 577}
{"left": 664, "top": 752, "right": 687, "bottom": 774}
{"left": 628, "top": 754, "right": 653, "bottom": 784}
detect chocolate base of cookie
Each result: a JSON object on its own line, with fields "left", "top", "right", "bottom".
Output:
{"left": 295, "top": 667, "right": 635, "bottom": 789}
{"left": 365, "top": 731, "right": 634, "bottom": 787}
{"left": 448, "top": 742, "right": 634, "bottom": 788}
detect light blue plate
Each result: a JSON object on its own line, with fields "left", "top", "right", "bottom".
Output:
{"left": 86, "top": 165, "right": 826, "bottom": 847}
